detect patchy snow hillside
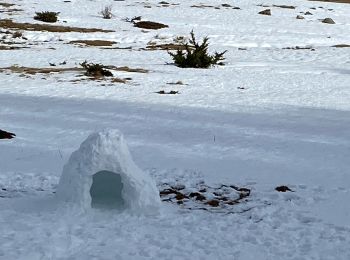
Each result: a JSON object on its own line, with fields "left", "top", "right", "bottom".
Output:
{"left": 0, "top": 0, "right": 350, "bottom": 259}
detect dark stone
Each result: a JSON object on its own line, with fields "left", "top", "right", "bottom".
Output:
{"left": 258, "top": 9, "right": 271, "bottom": 15}
{"left": 275, "top": 185, "right": 293, "bottom": 192}
{"left": 206, "top": 199, "right": 220, "bottom": 207}
{"left": 0, "top": 129, "right": 16, "bottom": 139}
{"left": 322, "top": 18, "right": 335, "bottom": 24}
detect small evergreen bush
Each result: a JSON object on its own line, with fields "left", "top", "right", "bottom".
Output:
{"left": 34, "top": 11, "right": 59, "bottom": 23}
{"left": 168, "top": 31, "right": 227, "bottom": 68}
{"left": 80, "top": 61, "right": 113, "bottom": 77}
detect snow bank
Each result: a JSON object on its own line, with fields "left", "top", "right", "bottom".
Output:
{"left": 57, "top": 129, "right": 160, "bottom": 214}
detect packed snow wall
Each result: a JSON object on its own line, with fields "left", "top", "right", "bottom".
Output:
{"left": 56, "top": 129, "right": 160, "bottom": 214}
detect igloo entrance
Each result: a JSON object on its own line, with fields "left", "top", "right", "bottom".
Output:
{"left": 90, "top": 171, "right": 124, "bottom": 209}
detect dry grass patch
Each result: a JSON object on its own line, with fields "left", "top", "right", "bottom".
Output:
{"left": 145, "top": 43, "right": 190, "bottom": 51}
{"left": 0, "top": 8, "right": 23, "bottom": 13}
{"left": 0, "top": 19, "right": 114, "bottom": 33}
{"left": 107, "top": 66, "right": 149, "bottom": 73}
{"left": 0, "top": 65, "right": 148, "bottom": 75}
{"left": 0, "top": 2, "right": 15, "bottom": 7}
{"left": 69, "top": 40, "right": 117, "bottom": 47}
{"left": 0, "top": 65, "right": 131, "bottom": 84}
{"left": 0, "top": 65, "right": 82, "bottom": 75}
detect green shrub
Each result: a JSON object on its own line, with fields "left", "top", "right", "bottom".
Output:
{"left": 34, "top": 11, "right": 59, "bottom": 23}
{"left": 80, "top": 61, "right": 113, "bottom": 77}
{"left": 168, "top": 31, "right": 227, "bottom": 68}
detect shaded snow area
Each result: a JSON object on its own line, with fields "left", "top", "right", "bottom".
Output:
{"left": 0, "top": 0, "right": 350, "bottom": 259}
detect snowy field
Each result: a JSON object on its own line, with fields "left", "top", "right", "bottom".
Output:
{"left": 0, "top": 0, "right": 350, "bottom": 259}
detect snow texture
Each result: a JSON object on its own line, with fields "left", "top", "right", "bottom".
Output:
{"left": 57, "top": 129, "right": 160, "bottom": 214}
{"left": 0, "top": 0, "right": 350, "bottom": 258}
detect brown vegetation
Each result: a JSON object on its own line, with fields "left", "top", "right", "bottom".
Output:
{"left": 309, "top": 0, "right": 350, "bottom": 3}
{"left": 0, "top": 19, "right": 114, "bottom": 33}
{"left": 69, "top": 40, "right": 117, "bottom": 47}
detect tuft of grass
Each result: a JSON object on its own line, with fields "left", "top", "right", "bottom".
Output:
{"left": 80, "top": 61, "right": 113, "bottom": 77}
{"left": 34, "top": 11, "right": 59, "bottom": 23}
{"left": 168, "top": 31, "right": 227, "bottom": 68}
{"left": 99, "top": 5, "right": 113, "bottom": 19}
{"left": 12, "top": 31, "right": 23, "bottom": 38}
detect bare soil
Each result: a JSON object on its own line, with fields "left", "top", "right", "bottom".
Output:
{"left": 69, "top": 40, "right": 117, "bottom": 47}
{"left": 0, "top": 19, "right": 114, "bottom": 33}
{"left": 309, "top": 0, "right": 350, "bottom": 3}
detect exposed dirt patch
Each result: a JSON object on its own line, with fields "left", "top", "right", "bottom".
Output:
{"left": 0, "top": 19, "right": 114, "bottom": 33}
{"left": 106, "top": 66, "right": 149, "bottom": 73}
{"left": 145, "top": 43, "right": 189, "bottom": 51}
{"left": 0, "top": 2, "right": 15, "bottom": 7}
{"left": 273, "top": 4, "right": 296, "bottom": 9}
{"left": 0, "top": 66, "right": 82, "bottom": 75}
{"left": 0, "top": 66, "right": 131, "bottom": 85}
{"left": 0, "top": 8, "right": 23, "bottom": 13}
{"left": 0, "top": 45, "right": 26, "bottom": 50}
{"left": 309, "top": 0, "right": 350, "bottom": 3}
{"left": 69, "top": 40, "right": 117, "bottom": 47}
{"left": 332, "top": 44, "right": 350, "bottom": 48}
{"left": 134, "top": 21, "right": 168, "bottom": 30}
{"left": 0, "top": 65, "right": 148, "bottom": 75}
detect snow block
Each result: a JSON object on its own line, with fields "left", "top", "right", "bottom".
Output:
{"left": 57, "top": 129, "right": 160, "bottom": 214}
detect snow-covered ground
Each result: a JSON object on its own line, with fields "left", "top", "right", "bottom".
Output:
{"left": 0, "top": 0, "right": 350, "bottom": 259}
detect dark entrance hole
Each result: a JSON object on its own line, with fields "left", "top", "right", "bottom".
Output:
{"left": 90, "top": 170, "right": 124, "bottom": 209}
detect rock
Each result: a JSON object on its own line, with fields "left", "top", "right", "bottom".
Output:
{"left": 322, "top": 18, "right": 335, "bottom": 24}
{"left": 206, "top": 199, "right": 220, "bottom": 207}
{"left": 0, "top": 129, "right": 15, "bottom": 139}
{"left": 189, "top": 192, "right": 206, "bottom": 201}
{"left": 275, "top": 186, "right": 293, "bottom": 192}
{"left": 296, "top": 15, "right": 305, "bottom": 20}
{"left": 160, "top": 188, "right": 177, "bottom": 195}
{"left": 304, "top": 11, "right": 313, "bottom": 15}
{"left": 258, "top": 9, "right": 271, "bottom": 15}
{"left": 175, "top": 193, "right": 187, "bottom": 200}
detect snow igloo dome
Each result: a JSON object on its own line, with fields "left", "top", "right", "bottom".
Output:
{"left": 57, "top": 129, "right": 160, "bottom": 214}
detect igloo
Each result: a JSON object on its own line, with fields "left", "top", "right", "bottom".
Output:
{"left": 57, "top": 129, "right": 160, "bottom": 214}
